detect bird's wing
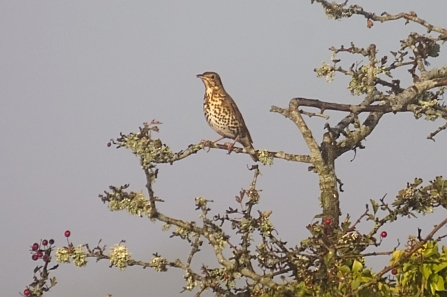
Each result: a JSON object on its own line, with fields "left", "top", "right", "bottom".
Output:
{"left": 224, "top": 93, "right": 254, "bottom": 144}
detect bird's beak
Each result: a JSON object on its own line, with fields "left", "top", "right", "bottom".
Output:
{"left": 196, "top": 73, "right": 204, "bottom": 79}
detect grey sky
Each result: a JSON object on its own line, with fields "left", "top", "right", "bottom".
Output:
{"left": 1, "top": 1, "right": 446, "bottom": 296}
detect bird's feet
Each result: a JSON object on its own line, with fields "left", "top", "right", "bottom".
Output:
{"left": 200, "top": 139, "right": 213, "bottom": 152}
{"left": 224, "top": 141, "right": 235, "bottom": 155}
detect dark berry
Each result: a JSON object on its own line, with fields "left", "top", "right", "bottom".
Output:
{"left": 32, "top": 254, "right": 39, "bottom": 261}
{"left": 391, "top": 268, "right": 397, "bottom": 275}
{"left": 381, "top": 231, "right": 388, "bottom": 238}
{"left": 107, "top": 142, "right": 111, "bottom": 147}
{"left": 31, "top": 243, "right": 39, "bottom": 251}
{"left": 64, "top": 230, "right": 71, "bottom": 237}
{"left": 36, "top": 251, "right": 43, "bottom": 258}
{"left": 24, "top": 289, "right": 31, "bottom": 296}
{"left": 43, "top": 255, "right": 50, "bottom": 262}
{"left": 49, "top": 239, "right": 55, "bottom": 245}
{"left": 324, "top": 218, "right": 331, "bottom": 225}
{"left": 42, "top": 239, "right": 48, "bottom": 246}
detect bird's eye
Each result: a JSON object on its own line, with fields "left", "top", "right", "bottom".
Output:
{"left": 210, "top": 75, "right": 215, "bottom": 79}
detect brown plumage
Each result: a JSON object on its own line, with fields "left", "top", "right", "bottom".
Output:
{"left": 197, "top": 71, "right": 258, "bottom": 162}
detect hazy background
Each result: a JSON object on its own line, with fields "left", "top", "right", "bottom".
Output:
{"left": 1, "top": 1, "right": 446, "bottom": 296}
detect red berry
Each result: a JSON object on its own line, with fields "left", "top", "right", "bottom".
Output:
{"left": 49, "top": 239, "right": 55, "bottom": 245}
{"left": 32, "top": 254, "right": 39, "bottom": 261}
{"left": 24, "top": 289, "right": 31, "bottom": 296}
{"left": 64, "top": 230, "right": 71, "bottom": 237}
{"left": 36, "top": 251, "right": 43, "bottom": 258}
{"left": 43, "top": 255, "right": 50, "bottom": 262}
{"left": 31, "top": 243, "right": 39, "bottom": 251}
{"left": 42, "top": 239, "right": 48, "bottom": 246}
{"left": 391, "top": 268, "right": 397, "bottom": 275}
{"left": 107, "top": 142, "right": 111, "bottom": 147}
{"left": 324, "top": 218, "right": 331, "bottom": 225}
{"left": 381, "top": 231, "right": 388, "bottom": 238}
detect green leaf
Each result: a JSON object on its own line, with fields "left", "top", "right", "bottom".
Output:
{"left": 50, "top": 276, "right": 57, "bottom": 287}
{"left": 362, "top": 268, "right": 373, "bottom": 277}
{"left": 360, "top": 276, "right": 372, "bottom": 283}
{"left": 432, "top": 262, "right": 447, "bottom": 273}
{"left": 420, "top": 263, "right": 432, "bottom": 281}
{"left": 351, "top": 277, "right": 361, "bottom": 290}
{"left": 370, "top": 199, "right": 379, "bottom": 215}
{"left": 338, "top": 265, "right": 351, "bottom": 274}
{"left": 423, "top": 242, "right": 439, "bottom": 258}
{"left": 431, "top": 274, "right": 445, "bottom": 291}
{"left": 430, "top": 277, "right": 436, "bottom": 295}
{"left": 352, "top": 260, "right": 363, "bottom": 272}
{"left": 324, "top": 250, "right": 335, "bottom": 266}
{"left": 390, "top": 250, "right": 404, "bottom": 265}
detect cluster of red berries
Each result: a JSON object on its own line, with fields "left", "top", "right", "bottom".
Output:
{"left": 24, "top": 231, "right": 71, "bottom": 296}
{"left": 30, "top": 239, "right": 54, "bottom": 262}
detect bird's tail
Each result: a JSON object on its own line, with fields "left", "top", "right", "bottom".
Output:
{"left": 242, "top": 142, "right": 259, "bottom": 162}
{"left": 248, "top": 148, "right": 259, "bottom": 162}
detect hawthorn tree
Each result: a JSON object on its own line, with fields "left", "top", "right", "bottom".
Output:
{"left": 23, "top": 1, "right": 447, "bottom": 297}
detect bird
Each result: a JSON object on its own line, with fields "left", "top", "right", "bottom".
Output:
{"left": 197, "top": 71, "right": 258, "bottom": 162}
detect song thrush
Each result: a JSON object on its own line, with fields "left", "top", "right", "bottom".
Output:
{"left": 197, "top": 71, "right": 258, "bottom": 162}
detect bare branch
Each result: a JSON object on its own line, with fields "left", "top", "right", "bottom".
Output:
{"left": 313, "top": 0, "right": 447, "bottom": 35}
{"left": 427, "top": 121, "right": 447, "bottom": 141}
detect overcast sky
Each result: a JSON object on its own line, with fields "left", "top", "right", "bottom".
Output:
{"left": 1, "top": 1, "right": 446, "bottom": 296}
